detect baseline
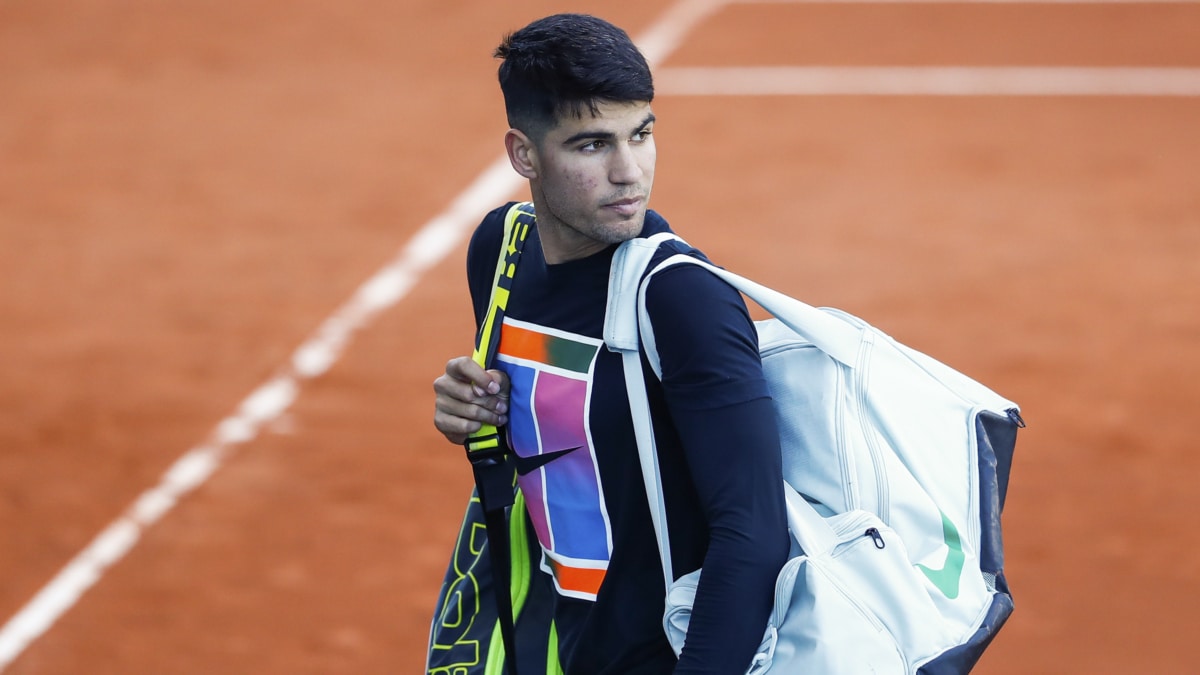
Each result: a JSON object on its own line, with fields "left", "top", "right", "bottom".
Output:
{"left": 657, "top": 66, "right": 1200, "bottom": 96}
{"left": 734, "top": 0, "right": 1200, "bottom": 5}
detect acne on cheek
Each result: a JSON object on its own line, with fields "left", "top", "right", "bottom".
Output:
{"left": 563, "top": 170, "right": 598, "bottom": 190}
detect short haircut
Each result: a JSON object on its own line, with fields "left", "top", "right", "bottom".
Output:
{"left": 494, "top": 14, "right": 654, "bottom": 141}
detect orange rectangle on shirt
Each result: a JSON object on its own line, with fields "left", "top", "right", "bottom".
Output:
{"left": 549, "top": 559, "right": 606, "bottom": 597}
{"left": 499, "top": 322, "right": 597, "bottom": 374}
{"left": 499, "top": 322, "right": 547, "bottom": 363}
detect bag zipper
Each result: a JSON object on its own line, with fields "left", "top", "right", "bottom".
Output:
{"left": 834, "top": 351, "right": 855, "bottom": 511}
{"left": 853, "top": 331, "right": 890, "bottom": 524}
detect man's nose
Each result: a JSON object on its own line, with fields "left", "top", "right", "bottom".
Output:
{"left": 609, "top": 143, "right": 643, "bottom": 184}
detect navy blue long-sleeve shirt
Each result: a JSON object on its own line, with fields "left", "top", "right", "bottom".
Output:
{"left": 465, "top": 203, "right": 789, "bottom": 674}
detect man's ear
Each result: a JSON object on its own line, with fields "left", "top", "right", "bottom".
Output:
{"left": 504, "top": 129, "right": 538, "bottom": 180}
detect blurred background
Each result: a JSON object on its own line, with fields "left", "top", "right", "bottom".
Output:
{"left": 2, "top": 0, "right": 1197, "bottom": 672}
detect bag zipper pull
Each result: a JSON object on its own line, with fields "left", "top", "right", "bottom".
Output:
{"left": 866, "top": 527, "right": 885, "bottom": 549}
{"left": 1006, "top": 408, "right": 1026, "bottom": 428}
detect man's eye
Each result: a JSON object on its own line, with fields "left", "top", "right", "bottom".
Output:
{"left": 634, "top": 129, "right": 653, "bottom": 142}
{"left": 581, "top": 140, "right": 605, "bottom": 151}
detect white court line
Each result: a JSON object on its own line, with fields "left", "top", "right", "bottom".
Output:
{"left": 657, "top": 66, "right": 1200, "bottom": 96}
{"left": 736, "top": 0, "right": 1200, "bottom": 4}
{"left": 0, "top": 0, "right": 730, "bottom": 670}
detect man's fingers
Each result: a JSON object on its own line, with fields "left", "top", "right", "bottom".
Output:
{"left": 445, "top": 357, "right": 512, "bottom": 398}
{"left": 434, "top": 401, "right": 507, "bottom": 444}
{"left": 433, "top": 373, "right": 506, "bottom": 414}
{"left": 471, "top": 382, "right": 499, "bottom": 398}
{"left": 433, "top": 408, "right": 482, "bottom": 445}
{"left": 435, "top": 389, "right": 506, "bottom": 423}
{"left": 434, "top": 357, "right": 512, "bottom": 446}
{"left": 446, "top": 356, "right": 500, "bottom": 394}
{"left": 487, "top": 369, "right": 510, "bottom": 400}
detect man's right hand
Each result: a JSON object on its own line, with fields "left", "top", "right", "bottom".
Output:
{"left": 433, "top": 356, "right": 511, "bottom": 445}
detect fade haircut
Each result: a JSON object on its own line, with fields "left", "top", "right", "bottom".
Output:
{"left": 494, "top": 14, "right": 654, "bottom": 142}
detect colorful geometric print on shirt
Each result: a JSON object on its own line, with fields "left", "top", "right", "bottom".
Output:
{"left": 495, "top": 317, "right": 613, "bottom": 602}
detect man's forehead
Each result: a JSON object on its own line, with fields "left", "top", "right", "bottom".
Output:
{"left": 551, "top": 100, "right": 654, "bottom": 134}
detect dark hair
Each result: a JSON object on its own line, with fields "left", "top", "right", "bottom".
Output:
{"left": 494, "top": 14, "right": 654, "bottom": 140}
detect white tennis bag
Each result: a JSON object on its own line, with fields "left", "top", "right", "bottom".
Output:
{"left": 604, "top": 234, "right": 1023, "bottom": 674}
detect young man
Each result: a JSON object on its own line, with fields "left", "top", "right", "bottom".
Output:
{"left": 433, "top": 14, "right": 789, "bottom": 674}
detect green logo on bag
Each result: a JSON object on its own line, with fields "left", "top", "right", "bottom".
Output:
{"left": 916, "top": 511, "right": 965, "bottom": 600}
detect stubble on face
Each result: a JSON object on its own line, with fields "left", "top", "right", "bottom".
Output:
{"left": 531, "top": 100, "right": 657, "bottom": 264}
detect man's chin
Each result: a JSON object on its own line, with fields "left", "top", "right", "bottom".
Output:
{"left": 608, "top": 212, "right": 647, "bottom": 243}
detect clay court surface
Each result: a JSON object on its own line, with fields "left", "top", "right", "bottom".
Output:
{"left": 2, "top": 0, "right": 1198, "bottom": 672}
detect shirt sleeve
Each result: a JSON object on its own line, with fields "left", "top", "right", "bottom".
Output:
{"left": 643, "top": 262, "right": 791, "bottom": 674}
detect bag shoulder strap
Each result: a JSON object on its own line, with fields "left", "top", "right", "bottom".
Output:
{"left": 467, "top": 201, "right": 535, "bottom": 452}
{"left": 605, "top": 235, "right": 863, "bottom": 584}
{"left": 617, "top": 303, "right": 849, "bottom": 582}
{"left": 603, "top": 231, "right": 679, "bottom": 352}
{"left": 630, "top": 252, "right": 863, "bottom": 371}
{"left": 465, "top": 201, "right": 535, "bottom": 675}
{"left": 601, "top": 232, "right": 678, "bottom": 587}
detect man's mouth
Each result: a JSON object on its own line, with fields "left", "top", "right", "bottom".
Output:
{"left": 605, "top": 197, "right": 643, "bottom": 217}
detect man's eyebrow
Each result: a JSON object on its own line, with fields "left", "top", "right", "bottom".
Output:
{"left": 561, "top": 113, "right": 657, "bottom": 146}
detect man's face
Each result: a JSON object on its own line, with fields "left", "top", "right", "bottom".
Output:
{"left": 530, "top": 100, "right": 656, "bottom": 263}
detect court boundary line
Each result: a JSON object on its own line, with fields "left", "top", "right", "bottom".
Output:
{"left": 0, "top": 0, "right": 730, "bottom": 669}
{"left": 735, "top": 0, "right": 1200, "bottom": 5}
{"left": 657, "top": 66, "right": 1200, "bottom": 96}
